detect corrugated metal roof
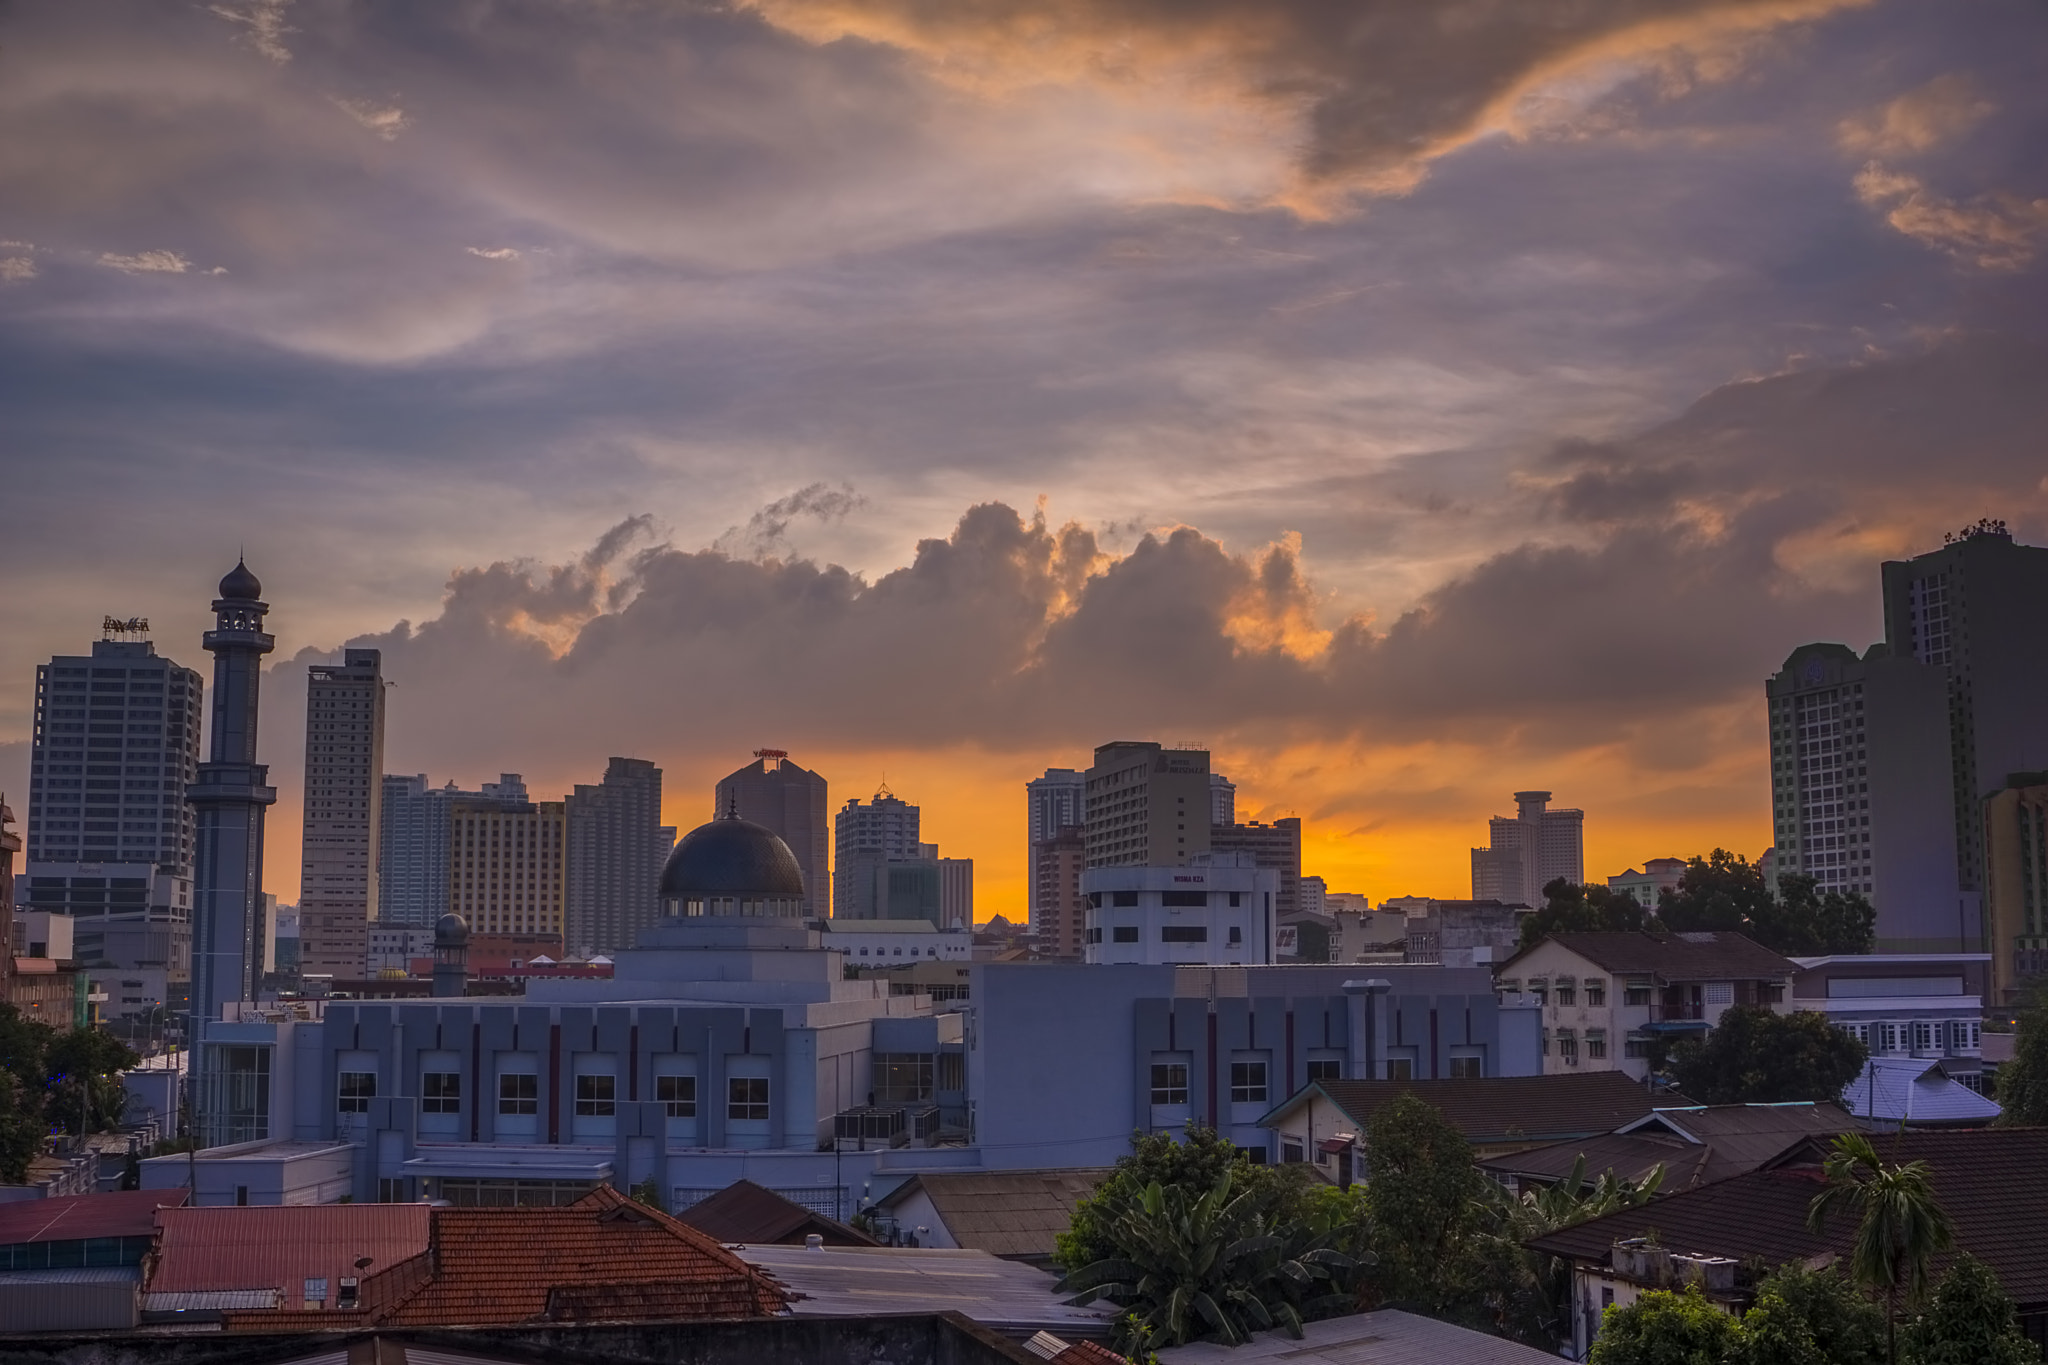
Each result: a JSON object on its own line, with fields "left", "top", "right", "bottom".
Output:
{"left": 1274, "top": 1071, "right": 1660, "bottom": 1145}
{"left": 0, "top": 1189, "right": 187, "bottom": 1246}
{"left": 149, "top": 1202, "right": 432, "bottom": 1296}
{"left": 145, "top": 1288, "right": 282, "bottom": 1311}
{"left": 1839, "top": 1057, "right": 2002, "bottom": 1125}
{"left": 735, "top": 1243, "right": 1118, "bottom": 1334}
{"left": 877, "top": 1170, "right": 1110, "bottom": 1259}
{"left": 1160, "top": 1309, "right": 1555, "bottom": 1364}
{"left": 0, "top": 1265, "right": 141, "bottom": 1285}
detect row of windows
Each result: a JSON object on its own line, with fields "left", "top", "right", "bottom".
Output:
{"left": 339, "top": 1071, "right": 769, "bottom": 1120}
{"left": 1148, "top": 1057, "right": 1346, "bottom": 1106}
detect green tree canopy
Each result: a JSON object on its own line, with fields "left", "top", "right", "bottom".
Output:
{"left": 1903, "top": 1253, "right": 2043, "bottom": 1365}
{"left": 1658, "top": 852, "right": 1875, "bottom": 955}
{"left": 1808, "top": 1132, "right": 1956, "bottom": 1365}
{"left": 1669, "top": 1005, "right": 1868, "bottom": 1104}
{"left": 45, "top": 1027, "right": 138, "bottom": 1136}
{"left": 1589, "top": 1286, "right": 1745, "bottom": 1365}
{"left": 1056, "top": 1124, "right": 1313, "bottom": 1273}
{"left": 1993, "top": 985, "right": 2048, "bottom": 1127}
{"left": 1735, "top": 1262, "right": 1887, "bottom": 1365}
{"left": 1362, "top": 1092, "right": 1488, "bottom": 1313}
{"left": 1520, "top": 879, "right": 1656, "bottom": 950}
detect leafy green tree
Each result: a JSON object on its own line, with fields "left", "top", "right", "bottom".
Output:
{"left": 1669, "top": 1005, "right": 1867, "bottom": 1104}
{"left": 1589, "top": 1285, "right": 1744, "bottom": 1365}
{"left": 1479, "top": 1154, "right": 1666, "bottom": 1347}
{"left": 1902, "top": 1253, "right": 2043, "bottom": 1365}
{"left": 1993, "top": 985, "right": 2048, "bottom": 1126}
{"left": 45, "top": 1027, "right": 138, "bottom": 1136}
{"left": 1658, "top": 853, "right": 1875, "bottom": 955}
{"left": 1764, "top": 875, "right": 1878, "bottom": 955}
{"left": 1734, "top": 1262, "right": 1886, "bottom": 1365}
{"left": 1807, "top": 1132, "right": 1956, "bottom": 1365}
{"left": 1362, "top": 1093, "right": 1489, "bottom": 1315}
{"left": 1057, "top": 1125, "right": 1313, "bottom": 1274}
{"left": 1658, "top": 850, "right": 1775, "bottom": 936}
{"left": 1057, "top": 1169, "right": 1358, "bottom": 1350}
{"left": 1520, "top": 879, "right": 1657, "bottom": 950}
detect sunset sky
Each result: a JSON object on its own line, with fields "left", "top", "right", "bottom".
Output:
{"left": 4, "top": 0, "right": 2047, "bottom": 916}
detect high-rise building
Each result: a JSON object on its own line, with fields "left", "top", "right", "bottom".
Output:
{"left": 1765, "top": 643, "right": 1968, "bottom": 948}
{"left": 1211, "top": 817, "right": 1303, "bottom": 919}
{"left": 1209, "top": 773, "right": 1236, "bottom": 826}
{"left": 450, "top": 793, "right": 566, "bottom": 942}
{"left": 1983, "top": 772, "right": 2048, "bottom": 1002}
{"left": 1025, "top": 768, "right": 1084, "bottom": 931}
{"left": 715, "top": 752, "right": 829, "bottom": 920}
{"left": 1469, "top": 791, "right": 1583, "bottom": 907}
{"left": 298, "top": 650, "right": 387, "bottom": 980}
{"left": 22, "top": 629, "right": 203, "bottom": 1013}
{"left": 936, "top": 853, "right": 973, "bottom": 930}
{"left": 1881, "top": 526, "right": 2048, "bottom": 903}
{"left": 566, "top": 757, "right": 666, "bottom": 954}
{"left": 833, "top": 788, "right": 919, "bottom": 918}
{"left": 1083, "top": 741, "right": 1212, "bottom": 869}
{"left": 378, "top": 775, "right": 449, "bottom": 928}
{"left": 187, "top": 560, "right": 277, "bottom": 1046}
{"left": 1034, "top": 824, "right": 1087, "bottom": 958}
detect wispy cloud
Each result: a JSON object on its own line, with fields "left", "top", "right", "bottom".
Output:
{"left": 207, "top": 0, "right": 294, "bottom": 64}
{"left": 1854, "top": 163, "right": 2048, "bottom": 270}
{"left": 0, "top": 258, "right": 36, "bottom": 283}
{"left": 98, "top": 250, "right": 193, "bottom": 274}
{"left": 465, "top": 247, "right": 521, "bottom": 262}
{"left": 1838, "top": 72, "right": 1995, "bottom": 156}
{"left": 334, "top": 97, "right": 410, "bottom": 141}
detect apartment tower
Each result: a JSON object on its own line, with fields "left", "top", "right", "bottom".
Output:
{"left": 1211, "top": 816, "right": 1303, "bottom": 919}
{"left": 1025, "top": 768, "right": 1084, "bottom": 932}
{"left": 1984, "top": 773, "right": 2048, "bottom": 1000}
{"left": 451, "top": 788, "right": 567, "bottom": 943}
{"left": 566, "top": 757, "right": 667, "bottom": 954}
{"left": 1083, "top": 741, "right": 1212, "bottom": 869}
{"left": 1470, "top": 791, "right": 1583, "bottom": 906}
{"left": 298, "top": 649, "right": 387, "bottom": 980}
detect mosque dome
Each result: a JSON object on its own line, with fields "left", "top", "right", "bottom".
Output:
{"left": 659, "top": 812, "right": 806, "bottom": 920}
{"left": 434, "top": 912, "right": 469, "bottom": 948}
{"left": 218, "top": 559, "right": 263, "bottom": 601}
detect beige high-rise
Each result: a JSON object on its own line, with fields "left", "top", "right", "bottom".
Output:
{"left": 451, "top": 798, "right": 567, "bottom": 942}
{"left": 298, "top": 650, "right": 386, "bottom": 980}
{"left": 1083, "top": 741, "right": 1212, "bottom": 869}
{"left": 1984, "top": 773, "right": 2048, "bottom": 1004}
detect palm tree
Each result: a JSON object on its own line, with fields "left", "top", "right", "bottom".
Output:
{"left": 1806, "top": 1132, "right": 1955, "bottom": 1365}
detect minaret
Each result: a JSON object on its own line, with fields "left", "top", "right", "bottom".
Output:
{"left": 187, "top": 560, "right": 277, "bottom": 1064}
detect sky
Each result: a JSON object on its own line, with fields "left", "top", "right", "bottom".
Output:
{"left": 3, "top": 0, "right": 2047, "bottom": 917}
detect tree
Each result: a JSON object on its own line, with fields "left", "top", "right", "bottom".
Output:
{"left": 45, "top": 1027, "right": 138, "bottom": 1136}
{"left": 1734, "top": 1262, "right": 1886, "bottom": 1365}
{"left": 1589, "top": 1285, "right": 1744, "bottom": 1365}
{"left": 1659, "top": 852, "right": 1875, "bottom": 955}
{"left": 1993, "top": 986, "right": 2048, "bottom": 1126}
{"left": 1057, "top": 1169, "right": 1358, "bottom": 1350}
{"left": 1520, "top": 879, "right": 1656, "bottom": 950}
{"left": 1758, "top": 875, "right": 1877, "bottom": 956}
{"left": 1057, "top": 1125, "right": 1313, "bottom": 1274}
{"left": 1669, "top": 1006, "right": 1867, "bottom": 1104}
{"left": 1479, "top": 1154, "right": 1665, "bottom": 1347}
{"left": 1659, "top": 850, "right": 1775, "bottom": 937}
{"left": 1902, "top": 1253, "right": 2043, "bottom": 1365}
{"left": 1807, "top": 1132, "right": 1956, "bottom": 1365}
{"left": 1361, "top": 1093, "right": 1489, "bottom": 1315}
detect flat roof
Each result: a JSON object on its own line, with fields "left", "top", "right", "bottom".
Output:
{"left": 733, "top": 1244, "right": 1117, "bottom": 1336}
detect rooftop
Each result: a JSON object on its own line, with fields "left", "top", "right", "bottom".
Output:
{"left": 1480, "top": 1102, "right": 1854, "bottom": 1190}
{"left": 1267, "top": 1072, "right": 1660, "bottom": 1147}
{"left": 1156, "top": 1309, "right": 1557, "bottom": 1364}
{"left": 734, "top": 1242, "right": 1118, "bottom": 1337}
{"left": 0, "top": 1189, "right": 186, "bottom": 1247}
{"left": 877, "top": 1169, "right": 1112, "bottom": 1261}
{"left": 1839, "top": 1057, "right": 2002, "bottom": 1126}
{"left": 148, "top": 1202, "right": 432, "bottom": 1297}
{"left": 1501, "top": 931, "right": 1796, "bottom": 981}
{"left": 678, "top": 1179, "right": 877, "bottom": 1247}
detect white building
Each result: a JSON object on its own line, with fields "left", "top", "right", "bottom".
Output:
{"left": 1470, "top": 791, "right": 1583, "bottom": 907}
{"left": 822, "top": 920, "right": 973, "bottom": 963}
{"left": 1607, "top": 858, "right": 1687, "bottom": 910}
{"left": 1081, "top": 853, "right": 1279, "bottom": 965}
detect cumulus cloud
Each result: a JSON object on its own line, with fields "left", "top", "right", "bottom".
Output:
{"left": 0, "top": 257, "right": 35, "bottom": 282}
{"left": 1838, "top": 72, "right": 1995, "bottom": 156}
{"left": 1855, "top": 163, "right": 2048, "bottom": 269}
{"left": 98, "top": 250, "right": 193, "bottom": 273}
{"left": 745, "top": 0, "right": 1871, "bottom": 209}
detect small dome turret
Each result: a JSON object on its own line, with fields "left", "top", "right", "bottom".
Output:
{"left": 218, "top": 558, "right": 263, "bottom": 601}
{"left": 435, "top": 912, "right": 470, "bottom": 948}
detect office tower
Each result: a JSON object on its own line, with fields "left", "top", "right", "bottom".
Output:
{"left": 936, "top": 854, "right": 973, "bottom": 930}
{"left": 1034, "top": 825, "right": 1087, "bottom": 958}
{"left": 1210, "top": 817, "right": 1303, "bottom": 918}
{"left": 1881, "top": 526, "right": 2048, "bottom": 904}
{"left": 298, "top": 650, "right": 387, "bottom": 980}
{"left": 1469, "top": 791, "right": 1583, "bottom": 906}
{"left": 1299, "top": 875, "right": 1328, "bottom": 918}
{"left": 1983, "top": 773, "right": 2048, "bottom": 1002}
{"left": 1210, "top": 773, "right": 1236, "bottom": 826}
{"left": 1083, "top": 741, "right": 1212, "bottom": 869}
{"left": 1765, "top": 643, "right": 1966, "bottom": 948}
{"left": 1025, "top": 768, "right": 1084, "bottom": 931}
{"left": 565, "top": 757, "right": 666, "bottom": 953}
{"left": 450, "top": 794, "right": 566, "bottom": 941}
{"left": 187, "top": 560, "right": 277, "bottom": 1044}
{"left": 833, "top": 788, "right": 919, "bottom": 917}
{"left": 22, "top": 627, "right": 203, "bottom": 1013}
{"left": 715, "top": 751, "right": 829, "bottom": 920}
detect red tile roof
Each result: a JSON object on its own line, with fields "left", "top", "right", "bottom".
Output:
{"left": 148, "top": 1202, "right": 432, "bottom": 1298}
{"left": 0, "top": 1188, "right": 186, "bottom": 1246}
{"left": 678, "top": 1179, "right": 877, "bottom": 1247}
{"left": 220, "top": 1185, "right": 787, "bottom": 1331}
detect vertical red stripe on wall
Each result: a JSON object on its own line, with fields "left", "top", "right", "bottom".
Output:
{"left": 548, "top": 1022, "right": 562, "bottom": 1144}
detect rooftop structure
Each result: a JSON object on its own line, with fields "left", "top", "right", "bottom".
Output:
{"left": 675, "top": 1178, "right": 877, "bottom": 1247}
{"left": 1838, "top": 1055, "right": 2002, "bottom": 1127}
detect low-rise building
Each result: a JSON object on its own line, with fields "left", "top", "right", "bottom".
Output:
{"left": 1495, "top": 932, "right": 1798, "bottom": 1081}
{"left": 1788, "top": 951, "right": 1988, "bottom": 1086}
{"left": 822, "top": 920, "right": 972, "bottom": 964}
{"left": 1081, "top": 854, "right": 1279, "bottom": 965}
{"left": 1607, "top": 858, "right": 1687, "bottom": 910}
{"left": 1838, "top": 1056, "right": 2002, "bottom": 1127}
{"left": 871, "top": 1169, "right": 1108, "bottom": 1263}
{"left": 1402, "top": 899, "right": 1529, "bottom": 968}
{"left": 1479, "top": 1101, "right": 1853, "bottom": 1194}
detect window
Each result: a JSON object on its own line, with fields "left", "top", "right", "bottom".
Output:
{"left": 1112, "top": 925, "right": 1139, "bottom": 943}
{"left": 1085, "top": 927, "right": 1102, "bottom": 944}
{"left": 1161, "top": 891, "right": 1206, "bottom": 907}
{"left": 1586, "top": 1030, "right": 1608, "bottom": 1060}
{"left": 1529, "top": 979, "right": 1548, "bottom": 1005}
{"left": 657, "top": 1075, "right": 696, "bottom": 1118}
{"left": 1912, "top": 1021, "right": 1934, "bottom": 1052}
{"left": 338, "top": 1071, "right": 376, "bottom": 1113}
{"left": 1229, "top": 1061, "right": 1268, "bottom": 1104}
{"left": 1227, "top": 925, "right": 1242, "bottom": 945}
{"left": 1386, "top": 1058, "right": 1414, "bottom": 1080}
{"left": 1704, "top": 982, "right": 1733, "bottom": 1006}
{"left": 573, "top": 1080, "right": 610, "bottom": 1121}
{"left": 1305, "top": 1059, "right": 1341, "bottom": 1083}
{"left": 1282, "top": 1140, "right": 1304, "bottom": 1163}
{"left": 1557, "top": 1029, "right": 1578, "bottom": 1065}
{"left": 1161, "top": 925, "right": 1208, "bottom": 943}
{"left": 937, "top": 1052, "right": 965, "bottom": 1092}
{"left": 1624, "top": 1031, "right": 1653, "bottom": 1059}
{"left": 1448, "top": 1055, "right": 1481, "bottom": 1080}
{"left": 303, "top": 1278, "right": 328, "bottom": 1310}
{"left": 874, "top": 1053, "right": 934, "bottom": 1103}
{"left": 498, "top": 1073, "right": 539, "bottom": 1115}
{"left": 728, "top": 1077, "right": 770, "bottom": 1121}
{"left": 1624, "top": 980, "right": 1653, "bottom": 1007}
{"left": 1555, "top": 981, "right": 1577, "bottom": 1007}
{"left": 1150, "top": 1062, "right": 1189, "bottom": 1105}
{"left": 1112, "top": 890, "right": 1139, "bottom": 907}
{"left": 422, "top": 1072, "right": 461, "bottom": 1114}
{"left": 1586, "top": 979, "right": 1607, "bottom": 1007}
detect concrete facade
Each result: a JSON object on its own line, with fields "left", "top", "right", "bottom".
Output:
{"left": 1210, "top": 818, "right": 1302, "bottom": 920}
{"left": 1084, "top": 742, "right": 1212, "bottom": 870}
{"left": 298, "top": 650, "right": 386, "bottom": 980}
{"left": 716, "top": 754, "right": 830, "bottom": 921}
{"left": 566, "top": 757, "right": 667, "bottom": 955}
{"left": 1788, "top": 952, "right": 1988, "bottom": 1087}
{"left": 1984, "top": 773, "right": 2048, "bottom": 1003}
{"left": 1081, "top": 856, "right": 1280, "bottom": 966}
{"left": 1471, "top": 791, "right": 1583, "bottom": 906}
{"left": 1023, "top": 769, "right": 1084, "bottom": 932}
{"left": 450, "top": 796, "right": 566, "bottom": 944}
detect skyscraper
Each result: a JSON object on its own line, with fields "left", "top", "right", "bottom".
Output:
{"left": 1469, "top": 791, "right": 1583, "bottom": 906}
{"left": 1024, "top": 768, "right": 1084, "bottom": 930}
{"left": 1083, "top": 741, "right": 1212, "bottom": 869}
{"left": 298, "top": 650, "right": 387, "bottom": 980}
{"left": 187, "top": 560, "right": 276, "bottom": 1044}
{"left": 378, "top": 774, "right": 449, "bottom": 928}
{"left": 1209, "top": 773, "right": 1236, "bottom": 826}
{"left": 22, "top": 626, "right": 203, "bottom": 1014}
{"left": 1765, "top": 642, "right": 1966, "bottom": 948}
{"left": 450, "top": 793, "right": 566, "bottom": 941}
{"left": 1881, "top": 526, "right": 2048, "bottom": 904}
{"left": 1211, "top": 816, "right": 1303, "bottom": 919}
{"left": 715, "top": 751, "right": 829, "bottom": 920}
{"left": 1034, "top": 824, "right": 1087, "bottom": 958}
{"left": 566, "top": 757, "right": 666, "bottom": 953}
{"left": 833, "top": 788, "right": 919, "bottom": 918}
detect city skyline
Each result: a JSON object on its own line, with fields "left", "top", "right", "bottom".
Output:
{"left": 5, "top": 2, "right": 2048, "bottom": 915}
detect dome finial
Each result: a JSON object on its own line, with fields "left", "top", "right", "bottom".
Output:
{"left": 218, "top": 557, "right": 263, "bottom": 602}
